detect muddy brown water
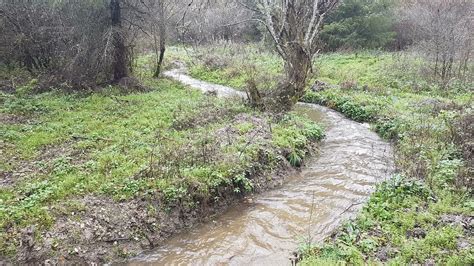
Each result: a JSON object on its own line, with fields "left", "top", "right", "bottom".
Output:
{"left": 130, "top": 68, "right": 394, "bottom": 265}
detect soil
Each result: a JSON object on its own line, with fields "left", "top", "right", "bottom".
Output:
{"left": 439, "top": 214, "right": 474, "bottom": 235}
{"left": 406, "top": 226, "right": 427, "bottom": 239}
{"left": 1, "top": 140, "right": 89, "bottom": 189}
{"left": 0, "top": 113, "right": 30, "bottom": 125}
{"left": 0, "top": 81, "right": 16, "bottom": 94}
{"left": 375, "top": 246, "right": 397, "bottom": 262}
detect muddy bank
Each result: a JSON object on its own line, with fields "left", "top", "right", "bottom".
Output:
{"left": 3, "top": 111, "right": 317, "bottom": 264}
{"left": 14, "top": 172, "right": 293, "bottom": 264}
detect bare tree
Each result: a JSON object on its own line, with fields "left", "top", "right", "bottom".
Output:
{"left": 400, "top": 0, "right": 473, "bottom": 86}
{"left": 177, "top": 0, "right": 257, "bottom": 45}
{"left": 151, "top": 0, "right": 167, "bottom": 77}
{"left": 135, "top": 0, "right": 194, "bottom": 77}
{"left": 241, "top": 0, "right": 339, "bottom": 110}
{"left": 0, "top": 0, "right": 152, "bottom": 88}
{"left": 111, "top": 0, "right": 129, "bottom": 81}
{"left": 0, "top": 2, "right": 60, "bottom": 72}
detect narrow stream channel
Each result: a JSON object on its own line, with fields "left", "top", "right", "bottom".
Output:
{"left": 130, "top": 68, "right": 394, "bottom": 265}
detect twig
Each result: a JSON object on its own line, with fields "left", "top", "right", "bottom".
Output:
{"left": 238, "top": 129, "right": 260, "bottom": 158}
{"left": 306, "top": 191, "right": 316, "bottom": 246}
{"left": 72, "top": 135, "right": 112, "bottom": 142}
{"left": 339, "top": 201, "right": 364, "bottom": 216}
{"left": 103, "top": 237, "right": 130, "bottom": 243}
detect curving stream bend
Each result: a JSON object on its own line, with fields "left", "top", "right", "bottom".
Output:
{"left": 130, "top": 67, "right": 394, "bottom": 265}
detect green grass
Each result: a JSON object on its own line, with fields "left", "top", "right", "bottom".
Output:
{"left": 0, "top": 68, "right": 323, "bottom": 259}
{"left": 176, "top": 44, "right": 473, "bottom": 264}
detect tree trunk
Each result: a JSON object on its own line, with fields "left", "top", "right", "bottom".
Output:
{"left": 110, "top": 0, "right": 127, "bottom": 81}
{"left": 272, "top": 44, "right": 312, "bottom": 112}
{"left": 153, "top": 45, "right": 166, "bottom": 78}
{"left": 153, "top": 0, "right": 166, "bottom": 78}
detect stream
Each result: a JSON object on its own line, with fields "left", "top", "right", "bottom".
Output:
{"left": 130, "top": 67, "right": 394, "bottom": 265}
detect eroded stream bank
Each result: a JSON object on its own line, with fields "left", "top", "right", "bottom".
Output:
{"left": 129, "top": 70, "right": 394, "bottom": 265}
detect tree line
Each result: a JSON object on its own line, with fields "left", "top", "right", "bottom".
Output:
{"left": 0, "top": 0, "right": 472, "bottom": 107}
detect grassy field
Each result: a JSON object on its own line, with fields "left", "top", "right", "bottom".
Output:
{"left": 0, "top": 61, "right": 323, "bottom": 262}
{"left": 179, "top": 44, "right": 474, "bottom": 264}
{"left": 176, "top": 43, "right": 471, "bottom": 95}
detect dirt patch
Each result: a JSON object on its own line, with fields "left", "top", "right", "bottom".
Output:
{"left": 439, "top": 214, "right": 473, "bottom": 234}
{"left": 14, "top": 196, "right": 173, "bottom": 264}
{"left": 0, "top": 113, "right": 33, "bottom": 125}
{"left": 375, "top": 246, "right": 398, "bottom": 262}
{"left": 406, "top": 226, "right": 427, "bottom": 239}
{"left": 171, "top": 102, "right": 240, "bottom": 131}
{"left": 1, "top": 140, "right": 89, "bottom": 189}
{"left": 117, "top": 77, "right": 149, "bottom": 92}
{"left": 0, "top": 81, "right": 16, "bottom": 94}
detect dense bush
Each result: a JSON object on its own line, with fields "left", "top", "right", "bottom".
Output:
{"left": 0, "top": 1, "right": 141, "bottom": 89}
{"left": 320, "top": 0, "right": 396, "bottom": 51}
